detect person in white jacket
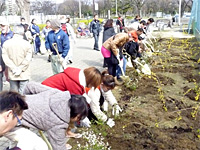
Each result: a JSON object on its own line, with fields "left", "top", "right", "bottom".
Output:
{"left": 65, "top": 16, "right": 76, "bottom": 64}
{"left": 86, "top": 71, "right": 122, "bottom": 128}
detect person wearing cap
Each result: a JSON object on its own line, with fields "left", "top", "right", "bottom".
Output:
{"left": 45, "top": 19, "right": 70, "bottom": 74}
{"left": 0, "top": 19, "right": 13, "bottom": 87}
{"left": 0, "top": 20, "right": 13, "bottom": 47}
{"left": 2, "top": 25, "right": 32, "bottom": 94}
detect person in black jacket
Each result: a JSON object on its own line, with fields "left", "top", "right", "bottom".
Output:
{"left": 116, "top": 14, "right": 125, "bottom": 33}
{"left": 102, "top": 19, "right": 116, "bottom": 67}
{"left": 90, "top": 14, "right": 101, "bottom": 51}
{"left": 0, "top": 47, "right": 5, "bottom": 91}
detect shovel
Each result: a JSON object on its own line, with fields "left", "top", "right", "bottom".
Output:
{"left": 133, "top": 59, "right": 151, "bottom": 75}
{"left": 52, "top": 43, "right": 65, "bottom": 70}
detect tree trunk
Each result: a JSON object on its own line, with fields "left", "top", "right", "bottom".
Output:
{"left": 15, "top": 0, "right": 30, "bottom": 23}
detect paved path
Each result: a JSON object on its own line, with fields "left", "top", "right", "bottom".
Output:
{"left": 0, "top": 33, "right": 104, "bottom": 149}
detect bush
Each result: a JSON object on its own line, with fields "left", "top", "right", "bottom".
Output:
{"left": 38, "top": 24, "right": 46, "bottom": 31}
{"left": 77, "top": 18, "right": 104, "bottom": 25}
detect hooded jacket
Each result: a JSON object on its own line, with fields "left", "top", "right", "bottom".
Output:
{"left": 22, "top": 82, "right": 71, "bottom": 150}
{"left": 42, "top": 67, "right": 86, "bottom": 95}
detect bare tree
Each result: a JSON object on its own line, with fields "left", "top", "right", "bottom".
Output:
{"left": 15, "top": 0, "right": 30, "bottom": 22}
{"left": 132, "top": 0, "right": 147, "bottom": 16}
{"left": 0, "top": 0, "right": 6, "bottom": 15}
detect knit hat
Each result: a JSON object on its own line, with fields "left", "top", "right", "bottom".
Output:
{"left": 50, "top": 19, "right": 60, "bottom": 28}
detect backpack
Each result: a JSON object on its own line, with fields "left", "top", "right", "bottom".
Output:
{"left": 124, "top": 41, "right": 139, "bottom": 59}
{"left": 61, "top": 23, "right": 69, "bottom": 36}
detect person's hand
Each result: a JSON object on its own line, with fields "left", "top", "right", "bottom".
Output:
{"left": 59, "top": 57, "right": 65, "bottom": 63}
{"left": 13, "top": 68, "right": 22, "bottom": 76}
{"left": 106, "top": 118, "right": 115, "bottom": 128}
{"left": 47, "top": 49, "right": 52, "bottom": 55}
{"left": 81, "top": 117, "right": 91, "bottom": 128}
{"left": 0, "top": 65, "right": 2, "bottom": 72}
{"left": 112, "top": 104, "right": 122, "bottom": 116}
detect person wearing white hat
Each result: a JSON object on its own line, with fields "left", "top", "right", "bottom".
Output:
{"left": 0, "top": 20, "right": 13, "bottom": 48}
{"left": 0, "top": 19, "right": 13, "bottom": 88}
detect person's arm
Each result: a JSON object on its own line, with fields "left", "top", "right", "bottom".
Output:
{"left": 23, "top": 81, "right": 57, "bottom": 95}
{"left": 102, "top": 90, "right": 118, "bottom": 106}
{"left": 89, "top": 21, "right": 93, "bottom": 33}
{"left": 45, "top": 33, "right": 50, "bottom": 50}
{"left": 2, "top": 44, "right": 17, "bottom": 71}
{"left": 47, "top": 126, "right": 68, "bottom": 150}
{"left": 61, "top": 34, "right": 70, "bottom": 58}
{"left": 88, "top": 88, "right": 108, "bottom": 122}
{"left": 18, "top": 43, "right": 32, "bottom": 72}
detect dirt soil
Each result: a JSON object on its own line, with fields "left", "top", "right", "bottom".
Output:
{"left": 70, "top": 38, "right": 200, "bottom": 150}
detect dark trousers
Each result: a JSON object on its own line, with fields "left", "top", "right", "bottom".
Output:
{"left": 105, "top": 57, "right": 117, "bottom": 77}
{"left": 93, "top": 33, "right": 99, "bottom": 50}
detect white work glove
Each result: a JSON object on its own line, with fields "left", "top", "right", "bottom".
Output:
{"left": 59, "top": 57, "right": 65, "bottom": 63}
{"left": 13, "top": 67, "right": 22, "bottom": 76}
{"left": 106, "top": 118, "right": 115, "bottom": 128}
{"left": 47, "top": 49, "right": 52, "bottom": 55}
{"left": 80, "top": 117, "right": 91, "bottom": 128}
{"left": 112, "top": 104, "right": 122, "bottom": 116}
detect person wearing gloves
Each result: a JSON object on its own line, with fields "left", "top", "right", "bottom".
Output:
{"left": 65, "top": 16, "right": 76, "bottom": 64}
{"left": 85, "top": 71, "right": 122, "bottom": 128}
{"left": 101, "top": 32, "right": 134, "bottom": 77}
{"left": 45, "top": 19, "right": 70, "bottom": 74}
{"left": 2, "top": 25, "right": 32, "bottom": 94}
{"left": 4, "top": 82, "right": 88, "bottom": 150}
{"left": 42, "top": 67, "right": 102, "bottom": 136}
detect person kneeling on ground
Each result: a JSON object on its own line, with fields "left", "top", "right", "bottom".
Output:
{"left": 6, "top": 82, "right": 88, "bottom": 150}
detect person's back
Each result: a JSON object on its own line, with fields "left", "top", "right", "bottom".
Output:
{"left": 42, "top": 67, "right": 85, "bottom": 95}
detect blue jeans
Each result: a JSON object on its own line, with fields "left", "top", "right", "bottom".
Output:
{"left": 116, "top": 56, "right": 127, "bottom": 78}
{"left": 93, "top": 34, "right": 99, "bottom": 50}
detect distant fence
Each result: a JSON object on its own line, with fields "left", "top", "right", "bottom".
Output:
{"left": 0, "top": 15, "right": 90, "bottom": 27}
{"left": 188, "top": 0, "right": 200, "bottom": 42}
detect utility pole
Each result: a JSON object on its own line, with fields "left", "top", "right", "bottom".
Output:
{"left": 93, "top": 0, "right": 95, "bottom": 15}
{"left": 178, "top": 0, "right": 181, "bottom": 26}
{"left": 79, "top": 0, "right": 81, "bottom": 18}
{"left": 115, "top": 0, "right": 117, "bottom": 16}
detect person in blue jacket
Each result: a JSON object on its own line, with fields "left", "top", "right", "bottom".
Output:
{"left": 90, "top": 14, "right": 101, "bottom": 51}
{"left": 0, "top": 20, "right": 13, "bottom": 85}
{"left": 0, "top": 20, "right": 13, "bottom": 47}
{"left": 45, "top": 19, "right": 70, "bottom": 74}
{"left": 29, "top": 19, "right": 41, "bottom": 55}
